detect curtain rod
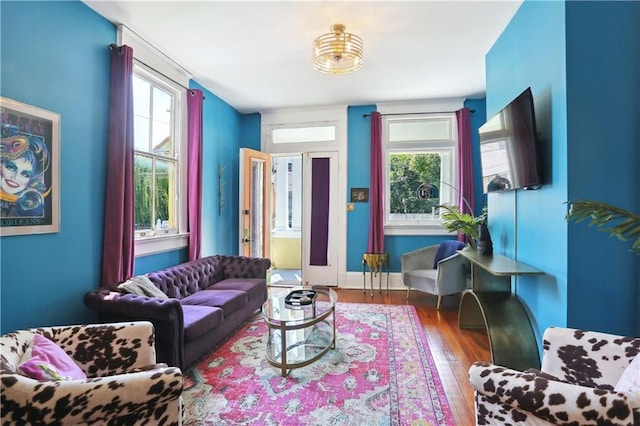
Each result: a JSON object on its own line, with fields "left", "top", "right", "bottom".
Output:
{"left": 108, "top": 44, "right": 205, "bottom": 100}
{"left": 362, "top": 109, "right": 475, "bottom": 118}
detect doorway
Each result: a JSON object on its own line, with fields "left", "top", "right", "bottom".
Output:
{"left": 269, "top": 154, "right": 302, "bottom": 286}
{"left": 267, "top": 152, "right": 339, "bottom": 287}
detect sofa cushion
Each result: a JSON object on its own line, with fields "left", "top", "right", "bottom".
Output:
{"left": 181, "top": 289, "right": 248, "bottom": 316}
{"left": 18, "top": 335, "right": 87, "bottom": 381}
{"left": 403, "top": 269, "right": 437, "bottom": 290}
{"left": 615, "top": 353, "right": 640, "bottom": 393}
{"left": 118, "top": 275, "right": 169, "bottom": 299}
{"left": 433, "top": 240, "right": 465, "bottom": 269}
{"left": 182, "top": 305, "right": 224, "bottom": 342}
{"left": 211, "top": 278, "right": 266, "bottom": 302}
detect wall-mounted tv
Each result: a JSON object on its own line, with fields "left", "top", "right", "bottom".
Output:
{"left": 479, "top": 87, "right": 542, "bottom": 193}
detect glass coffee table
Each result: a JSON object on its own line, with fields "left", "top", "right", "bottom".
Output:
{"left": 261, "top": 286, "right": 337, "bottom": 376}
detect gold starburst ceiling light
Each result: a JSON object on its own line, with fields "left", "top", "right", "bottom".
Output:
{"left": 312, "top": 24, "right": 363, "bottom": 75}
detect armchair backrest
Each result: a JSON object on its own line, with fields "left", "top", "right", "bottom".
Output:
{"left": 542, "top": 327, "right": 640, "bottom": 389}
{"left": 1, "top": 322, "right": 157, "bottom": 378}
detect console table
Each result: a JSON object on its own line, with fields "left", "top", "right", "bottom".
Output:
{"left": 458, "top": 249, "right": 543, "bottom": 371}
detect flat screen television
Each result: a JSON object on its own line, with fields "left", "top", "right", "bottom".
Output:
{"left": 479, "top": 87, "right": 542, "bottom": 193}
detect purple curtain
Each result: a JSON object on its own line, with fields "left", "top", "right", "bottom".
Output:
{"left": 101, "top": 45, "right": 135, "bottom": 286}
{"left": 456, "top": 107, "right": 476, "bottom": 244}
{"left": 309, "top": 158, "right": 329, "bottom": 265}
{"left": 367, "top": 112, "right": 384, "bottom": 253}
{"left": 187, "top": 89, "right": 204, "bottom": 261}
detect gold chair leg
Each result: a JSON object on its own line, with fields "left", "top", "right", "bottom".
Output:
{"left": 406, "top": 288, "right": 410, "bottom": 299}
{"left": 436, "top": 295, "right": 442, "bottom": 310}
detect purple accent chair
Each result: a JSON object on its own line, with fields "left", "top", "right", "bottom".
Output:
{"left": 84, "top": 255, "right": 270, "bottom": 370}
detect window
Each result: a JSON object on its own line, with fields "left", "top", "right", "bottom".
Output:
{"left": 384, "top": 114, "right": 458, "bottom": 235}
{"left": 272, "top": 125, "right": 336, "bottom": 144}
{"left": 132, "top": 66, "right": 182, "bottom": 241}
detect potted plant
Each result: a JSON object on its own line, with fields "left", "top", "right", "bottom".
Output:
{"left": 565, "top": 199, "right": 640, "bottom": 253}
{"left": 438, "top": 204, "right": 488, "bottom": 250}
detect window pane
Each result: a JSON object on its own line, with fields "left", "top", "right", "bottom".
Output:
{"left": 132, "top": 68, "right": 181, "bottom": 243}
{"left": 133, "top": 75, "right": 151, "bottom": 152}
{"left": 155, "top": 159, "right": 175, "bottom": 228}
{"left": 272, "top": 126, "right": 335, "bottom": 144}
{"left": 389, "top": 152, "right": 441, "bottom": 215}
{"left": 134, "top": 154, "right": 153, "bottom": 230}
{"left": 389, "top": 119, "right": 451, "bottom": 142}
{"left": 152, "top": 86, "right": 172, "bottom": 156}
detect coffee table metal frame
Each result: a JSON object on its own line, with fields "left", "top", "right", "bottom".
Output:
{"left": 261, "top": 286, "right": 337, "bottom": 377}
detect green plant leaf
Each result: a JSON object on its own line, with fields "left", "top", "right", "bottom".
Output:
{"left": 565, "top": 199, "right": 640, "bottom": 254}
{"left": 438, "top": 203, "right": 484, "bottom": 246}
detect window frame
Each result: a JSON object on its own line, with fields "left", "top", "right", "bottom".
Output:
{"left": 132, "top": 63, "right": 188, "bottom": 256}
{"left": 383, "top": 113, "right": 459, "bottom": 236}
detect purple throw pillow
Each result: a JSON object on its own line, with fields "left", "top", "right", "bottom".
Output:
{"left": 18, "top": 334, "right": 87, "bottom": 381}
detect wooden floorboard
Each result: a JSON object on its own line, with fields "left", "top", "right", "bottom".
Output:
{"left": 294, "top": 287, "right": 490, "bottom": 425}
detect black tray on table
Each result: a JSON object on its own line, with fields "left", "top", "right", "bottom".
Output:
{"left": 285, "top": 289, "right": 317, "bottom": 306}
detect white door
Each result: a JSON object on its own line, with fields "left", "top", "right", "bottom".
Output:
{"left": 302, "top": 151, "right": 338, "bottom": 286}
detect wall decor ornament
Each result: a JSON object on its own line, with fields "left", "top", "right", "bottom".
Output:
{"left": 350, "top": 187, "right": 369, "bottom": 202}
{"left": 0, "top": 97, "right": 60, "bottom": 236}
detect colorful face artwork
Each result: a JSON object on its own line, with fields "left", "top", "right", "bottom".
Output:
{"left": 0, "top": 128, "right": 50, "bottom": 218}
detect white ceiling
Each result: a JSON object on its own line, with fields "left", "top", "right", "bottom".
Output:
{"left": 83, "top": 1, "right": 522, "bottom": 114}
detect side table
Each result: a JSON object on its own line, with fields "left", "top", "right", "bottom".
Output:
{"left": 362, "top": 252, "right": 389, "bottom": 297}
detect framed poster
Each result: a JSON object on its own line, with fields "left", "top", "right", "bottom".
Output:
{"left": 1, "top": 97, "right": 60, "bottom": 236}
{"left": 350, "top": 187, "right": 369, "bottom": 202}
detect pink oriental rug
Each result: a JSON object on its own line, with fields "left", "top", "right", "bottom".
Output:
{"left": 182, "top": 302, "right": 454, "bottom": 425}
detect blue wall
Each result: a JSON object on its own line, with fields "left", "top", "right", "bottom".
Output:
{"left": 0, "top": 1, "right": 251, "bottom": 333}
{"left": 564, "top": 0, "right": 639, "bottom": 335}
{"left": 485, "top": 0, "right": 639, "bottom": 345}
{"left": 193, "top": 81, "right": 242, "bottom": 258}
{"left": 1, "top": 1, "right": 114, "bottom": 333}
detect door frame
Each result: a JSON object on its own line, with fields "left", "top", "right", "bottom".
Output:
{"left": 238, "top": 148, "right": 271, "bottom": 258}
{"left": 260, "top": 106, "right": 348, "bottom": 287}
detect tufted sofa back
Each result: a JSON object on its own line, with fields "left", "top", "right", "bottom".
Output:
{"left": 218, "top": 255, "right": 271, "bottom": 279}
{"left": 146, "top": 256, "right": 223, "bottom": 299}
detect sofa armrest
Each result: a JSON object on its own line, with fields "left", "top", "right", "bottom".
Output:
{"left": 84, "top": 290, "right": 183, "bottom": 322}
{"left": 83, "top": 290, "right": 185, "bottom": 369}
{"left": 34, "top": 321, "right": 156, "bottom": 377}
{"left": 1, "top": 367, "right": 182, "bottom": 425}
{"left": 218, "top": 255, "right": 271, "bottom": 279}
{"left": 469, "top": 361, "right": 637, "bottom": 425}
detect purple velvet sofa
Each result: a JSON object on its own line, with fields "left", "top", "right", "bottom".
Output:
{"left": 84, "top": 255, "right": 270, "bottom": 371}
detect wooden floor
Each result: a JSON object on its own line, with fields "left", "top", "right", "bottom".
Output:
{"left": 330, "top": 288, "right": 489, "bottom": 425}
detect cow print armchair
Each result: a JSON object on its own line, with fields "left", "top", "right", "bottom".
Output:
{"left": 1, "top": 321, "right": 183, "bottom": 425}
{"left": 469, "top": 327, "right": 640, "bottom": 425}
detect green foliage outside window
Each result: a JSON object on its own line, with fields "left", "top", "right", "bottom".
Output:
{"left": 134, "top": 157, "right": 170, "bottom": 230}
{"left": 389, "top": 153, "right": 441, "bottom": 214}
